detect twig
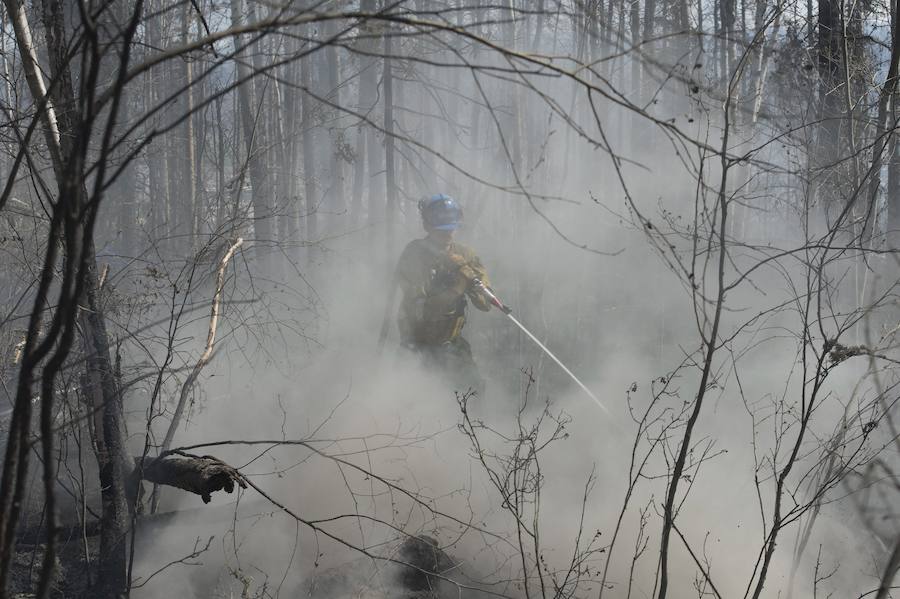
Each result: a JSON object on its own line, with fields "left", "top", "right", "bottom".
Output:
{"left": 671, "top": 522, "right": 723, "bottom": 599}
{"left": 874, "top": 535, "right": 900, "bottom": 599}
{"left": 160, "top": 238, "right": 243, "bottom": 453}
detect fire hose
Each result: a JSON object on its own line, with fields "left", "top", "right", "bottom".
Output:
{"left": 471, "top": 279, "right": 608, "bottom": 413}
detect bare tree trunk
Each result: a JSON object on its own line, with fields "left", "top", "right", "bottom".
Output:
{"left": 351, "top": 125, "right": 366, "bottom": 228}
{"left": 678, "top": 0, "right": 690, "bottom": 30}
{"left": 0, "top": 3, "right": 65, "bottom": 588}
{"left": 145, "top": 0, "right": 169, "bottom": 243}
{"left": 279, "top": 44, "right": 302, "bottom": 265}
{"left": 384, "top": 25, "right": 397, "bottom": 255}
{"left": 163, "top": 3, "right": 195, "bottom": 256}
{"left": 631, "top": 0, "right": 642, "bottom": 103}
{"left": 98, "top": 1, "right": 140, "bottom": 261}
{"left": 889, "top": 0, "right": 900, "bottom": 251}
{"left": 0, "top": 2, "right": 143, "bottom": 595}
{"left": 861, "top": 0, "right": 900, "bottom": 243}
{"left": 351, "top": 0, "right": 378, "bottom": 230}
{"left": 41, "top": 2, "right": 137, "bottom": 595}
{"left": 230, "top": 0, "right": 273, "bottom": 270}
{"left": 750, "top": 2, "right": 781, "bottom": 124}
{"left": 300, "top": 24, "right": 318, "bottom": 263}
{"left": 80, "top": 257, "right": 133, "bottom": 598}
{"left": 272, "top": 54, "right": 289, "bottom": 272}
{"left": 643, "top": 0, "right": 656, "bottom": 45}
{"left": 889, "top": 99, "right": 900, "bottom": 248}
{"left": 181, "top": 1, "right": 197, "bottom": 252}
{"left": 720, "top": 0, "right": 735, "bottom": 77}
{"left": 817, "top": 0, "right": 843, "bottom": 166}
{"left": 366, "top": 9, "right": 384, "bottom": 253}
{"left": 324, "top": 18, "right": 345, "bottom": 232}
{"left": 214, "top": 94, "right": 228, "bottom": 231}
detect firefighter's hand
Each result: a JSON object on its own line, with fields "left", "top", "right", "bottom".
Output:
{"left": 447, "top": 253, "right": 479, "bottom": 286}
{"left": 450, "top": 271, "right": 470, "bottom": 295}
{"left": 450, "top": 267, "right": 482, "bottom": 296}
{"left": 458, "top": 264, "right": 479, "bottom": 283}
{"left": 447, "top": 253, "right": 467, "bottom": 268}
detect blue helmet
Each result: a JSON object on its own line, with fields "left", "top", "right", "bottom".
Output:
{"left": 419, "top": 194, "right": 463, "bottom": 230}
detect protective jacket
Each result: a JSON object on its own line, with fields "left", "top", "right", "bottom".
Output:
{"left": 395, "top": 238, "right": 491, "bottom": 347}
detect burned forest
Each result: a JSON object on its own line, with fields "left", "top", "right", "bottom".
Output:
{"left": 2, "top": 0, "right": 900, "bottom": 597}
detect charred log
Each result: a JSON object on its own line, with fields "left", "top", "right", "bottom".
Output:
{"left": 135, "top": 454, "right": 246, "bottom": 504}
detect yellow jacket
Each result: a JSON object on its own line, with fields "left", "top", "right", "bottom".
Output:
{"left": 395, "top": 238, "right": 491, "bottom": 346}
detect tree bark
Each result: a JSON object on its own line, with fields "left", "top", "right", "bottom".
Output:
{"left": 137, "top": 455, "right": 246, "bottom": 505}
{"left": 862, "top": 0, "right": 900, "bottom": 243}
{"left": 817, "top": 0, "right": 843, "bottom": 166}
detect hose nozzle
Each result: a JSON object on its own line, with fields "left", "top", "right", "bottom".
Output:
{"left": 472, "top": 279, "right": 512, "bottom": 314}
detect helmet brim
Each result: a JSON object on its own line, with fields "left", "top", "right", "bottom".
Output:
{"left": 430, "top": 223, "right": 459, "bottom": 231}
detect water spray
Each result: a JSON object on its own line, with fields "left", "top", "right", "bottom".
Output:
{"left": 472, "top": 280, "right": 608, "bottom": 413}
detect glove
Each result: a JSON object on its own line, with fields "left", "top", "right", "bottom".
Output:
{"left": 446, "top": 253, "right": 480, "bottom": 292}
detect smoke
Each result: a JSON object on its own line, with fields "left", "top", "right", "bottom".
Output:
{"left": 128, "top": 174, "right": 884, "bottom": 599}
{"left": 0, "top": 0, "right": 894, "bottom": 595}
{"left": 99, "top": 23, "right": 891, "bottom": 599}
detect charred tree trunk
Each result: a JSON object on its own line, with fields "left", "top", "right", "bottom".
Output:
{"left": 0, "top": 3, "right": 268, "bottom": 597}
{"left": 889, "top": 97, "right": 900, "bottom": 248}
{"left": 0, "top": 1, "right": 143, "bottom": 595}
{"left": 643, "top": 0, "right": 656, "bottom": 46}
{"left": 817, "top": 0, "right": 843, "bottom": 166}
{"left": 80, "top": 257, "right": 133, "bottom": 597}
{"left": 861, "top": 0, "right": 900, "bottom": 244}
{"left": 39, "top": 1, "right": 135, "bottom": 594}
{"left": 720, "top": 0, "right": 735, "bottom": 77}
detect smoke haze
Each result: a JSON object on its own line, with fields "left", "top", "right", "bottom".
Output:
{"left": 1, "top": 2, "right": 898, "bottom": 597}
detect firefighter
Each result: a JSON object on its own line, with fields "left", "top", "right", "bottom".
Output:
{"left": 395, "top": 194, "right": 492, "bottom": 394}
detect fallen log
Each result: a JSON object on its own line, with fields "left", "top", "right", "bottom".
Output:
{"left": 135, "top": 453, "right": 246, "bottom": 504}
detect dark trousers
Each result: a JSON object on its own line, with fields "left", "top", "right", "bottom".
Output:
{"left": 411, "top": 337, "right": 485, "bottom": 398}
